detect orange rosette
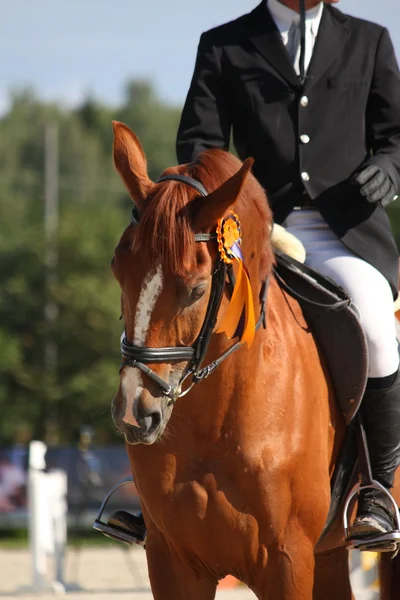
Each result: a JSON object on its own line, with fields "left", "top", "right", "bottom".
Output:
{"left": 216, "top": 212, "right": 241, "bottom": 263}
{"left": 215, "top": 212, "right": 256, "bottom": 347}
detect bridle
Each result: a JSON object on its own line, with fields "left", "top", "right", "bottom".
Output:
{"left": 119, "top": 174, "right": 269, "bottom": 405}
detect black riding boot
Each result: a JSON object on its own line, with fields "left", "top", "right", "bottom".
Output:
{"left": 108, "top": 509, "right": 147, "bottom": 541}
{"left": 350, "top": 369, "right": 400, "bottom": 537}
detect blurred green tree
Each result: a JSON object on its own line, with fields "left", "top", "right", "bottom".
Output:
{"left": 0, "top": 81, "right": 181, "bottom": 445}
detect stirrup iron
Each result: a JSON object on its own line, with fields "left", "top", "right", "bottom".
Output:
{"left": 342, "top": 413, "right": 400, "bottom": 553}
{"left": 93, "top": 476, "right": 146, "bottom": 547}
{"left": 343, "top": 480, "right": 400, "bottom": 553}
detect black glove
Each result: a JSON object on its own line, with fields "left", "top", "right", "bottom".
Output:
{"left": 351, "top": 164, "right": 398, "bottom": 208}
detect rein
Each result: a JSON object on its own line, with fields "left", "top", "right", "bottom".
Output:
{"left": 120, "top": 174, "right": 269, "bottom": 404}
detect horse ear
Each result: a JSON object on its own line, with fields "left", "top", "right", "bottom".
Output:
{"left": 196, "top": 158, "right": 255, "bottom": 230}
{"left": 112, "top": 121, "right": 154, "bottom": 208}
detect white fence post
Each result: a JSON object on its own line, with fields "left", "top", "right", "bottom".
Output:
{"left": 26, "top": 440, "right": 67, "bottom": 594}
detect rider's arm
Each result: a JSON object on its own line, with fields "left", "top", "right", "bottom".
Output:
{"left": 176, "top": 32, "right": 232, "bottom": 164}
{"left": 364, "top": 28, "right": 400, "bottom": 194}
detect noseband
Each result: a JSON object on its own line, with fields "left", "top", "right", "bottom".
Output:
{"left": 120, "top": 174, "right": 269, "bottom": 404}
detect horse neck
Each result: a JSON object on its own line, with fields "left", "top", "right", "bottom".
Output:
{"left": 172, "top": 258, "right": 274, "bottom": 448}
{"left": 164, "top": 189, "right": 273, "bottom": 448}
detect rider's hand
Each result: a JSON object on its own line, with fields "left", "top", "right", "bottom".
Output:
{"left": 351, "top": 164, "right": 398, "bottom": 208}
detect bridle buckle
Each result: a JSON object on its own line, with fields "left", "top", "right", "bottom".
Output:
{"left": 166, "top": 385, "right": 182, "bottom": 406}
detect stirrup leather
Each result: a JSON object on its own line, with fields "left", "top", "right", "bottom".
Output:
{"left": 93, "top": 476, "right": 146, "bottom": 547}
{"left": 343, "top": 480, "right": 400, "bottom": 553}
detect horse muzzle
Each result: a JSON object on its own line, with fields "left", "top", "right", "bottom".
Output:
{"left": 119, "top": 420, "right": 161, "bottom": 446}
{"left": 113, "top": 401, "right": 166, "bottom": 445}
{"left": 112, "top": 367, "right": 172, "bottom": 445}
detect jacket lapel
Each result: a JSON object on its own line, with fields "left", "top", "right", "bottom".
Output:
{"left": 303, "top": 6, "right": 350, "bottom": 93}
{"left": 246, "top": 3, "right": 350, "bottom": 92}
{"left": 246, "top": 2, "right": 301, "bottom": 89}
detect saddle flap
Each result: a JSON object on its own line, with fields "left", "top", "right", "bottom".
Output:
{"left": 274, "top": 251, "right": 369, "bottom": 424}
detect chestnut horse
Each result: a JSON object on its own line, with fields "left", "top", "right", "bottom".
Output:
{"left": 110, "top": 121, "right": 400, "bottom": 599}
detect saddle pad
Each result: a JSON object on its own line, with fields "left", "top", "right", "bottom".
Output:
{"left": 274, "top": 251, "right": 369, "bottom": 424}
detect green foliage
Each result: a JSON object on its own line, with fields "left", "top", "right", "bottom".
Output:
{"left": 0, "top": 81, "right": 181, "bottom": 445}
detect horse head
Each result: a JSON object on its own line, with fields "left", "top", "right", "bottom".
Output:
{"left": 110, "top": 121, "right": 273, "bottom": 445}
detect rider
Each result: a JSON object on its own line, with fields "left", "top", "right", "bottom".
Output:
{"left": 175, "top": 0, "right": 400, "bottom": 541}
{"left": 108, "top": 0, "right": 400, "bottom": 544}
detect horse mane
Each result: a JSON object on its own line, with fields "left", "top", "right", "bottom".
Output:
{"left": 133, "top": 149, "right": 273, "bottom": 277}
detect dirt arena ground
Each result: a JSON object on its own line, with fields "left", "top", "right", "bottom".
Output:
{"left": 0, "top": 545, "right": 255, "bottom": 599}
{"left": 0, "top": 545, "right": 378, "bottom": 599}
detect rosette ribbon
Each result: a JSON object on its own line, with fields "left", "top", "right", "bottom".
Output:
{"left": 215, "top": 212, "right": 256, "bottom": 347}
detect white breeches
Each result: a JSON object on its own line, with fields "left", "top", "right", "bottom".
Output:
{"left": 283, "top": 209, "right": 399, "bottom": 378}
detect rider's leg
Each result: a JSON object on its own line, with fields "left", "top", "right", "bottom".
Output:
{"left": 284, "top": 209, "right": 400, "bottom": 535}
{"left": 352, "top": 371, "right": 400, "bottom": 535}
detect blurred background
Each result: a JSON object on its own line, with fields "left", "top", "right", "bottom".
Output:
{"left": 0, "top": 1, "right": 398, "bottom": 593}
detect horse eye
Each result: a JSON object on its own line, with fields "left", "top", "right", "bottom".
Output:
{"left": 189, "top": 285, "right": 206, "bottom": 302}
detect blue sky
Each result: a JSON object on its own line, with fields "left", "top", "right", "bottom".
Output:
{"left": 1, "top": 0, "right": 399, "bottom": 113}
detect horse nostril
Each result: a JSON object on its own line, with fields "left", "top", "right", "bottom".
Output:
{"left": 138, "top": 409, "right": 162, "bottom": 433}
{"left": 150, "top": 410, "right": 161, "bottom": 430}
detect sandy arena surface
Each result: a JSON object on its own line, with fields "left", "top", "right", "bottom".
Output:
{"left": 0, "top": 545, "right": 256, "bottom": 599}
{"left": 0, "top": 545, "right": 378, "bottom": 599}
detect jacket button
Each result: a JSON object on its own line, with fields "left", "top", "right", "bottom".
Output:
{"left": 300, "top": 95, "right": 309, "bottom": 107}
{"left": 300, "top": 134, "right": 310, "bottom": 144}
{"left": 301, "top": 172, "right": 310, "bottom": 182}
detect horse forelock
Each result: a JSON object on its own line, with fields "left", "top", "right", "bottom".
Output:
{"left": 133, "top": 177, "right": 196, "bottom": 276}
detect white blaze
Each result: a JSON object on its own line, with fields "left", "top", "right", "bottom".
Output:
{"left": 133, "top": 264, "right": 164, "bottom": 345}
{"left": 122, "top": 369, "right": 143, "bottom": 426}
{"left": 123, "top": 265, "right": 164, "bottom": 425}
